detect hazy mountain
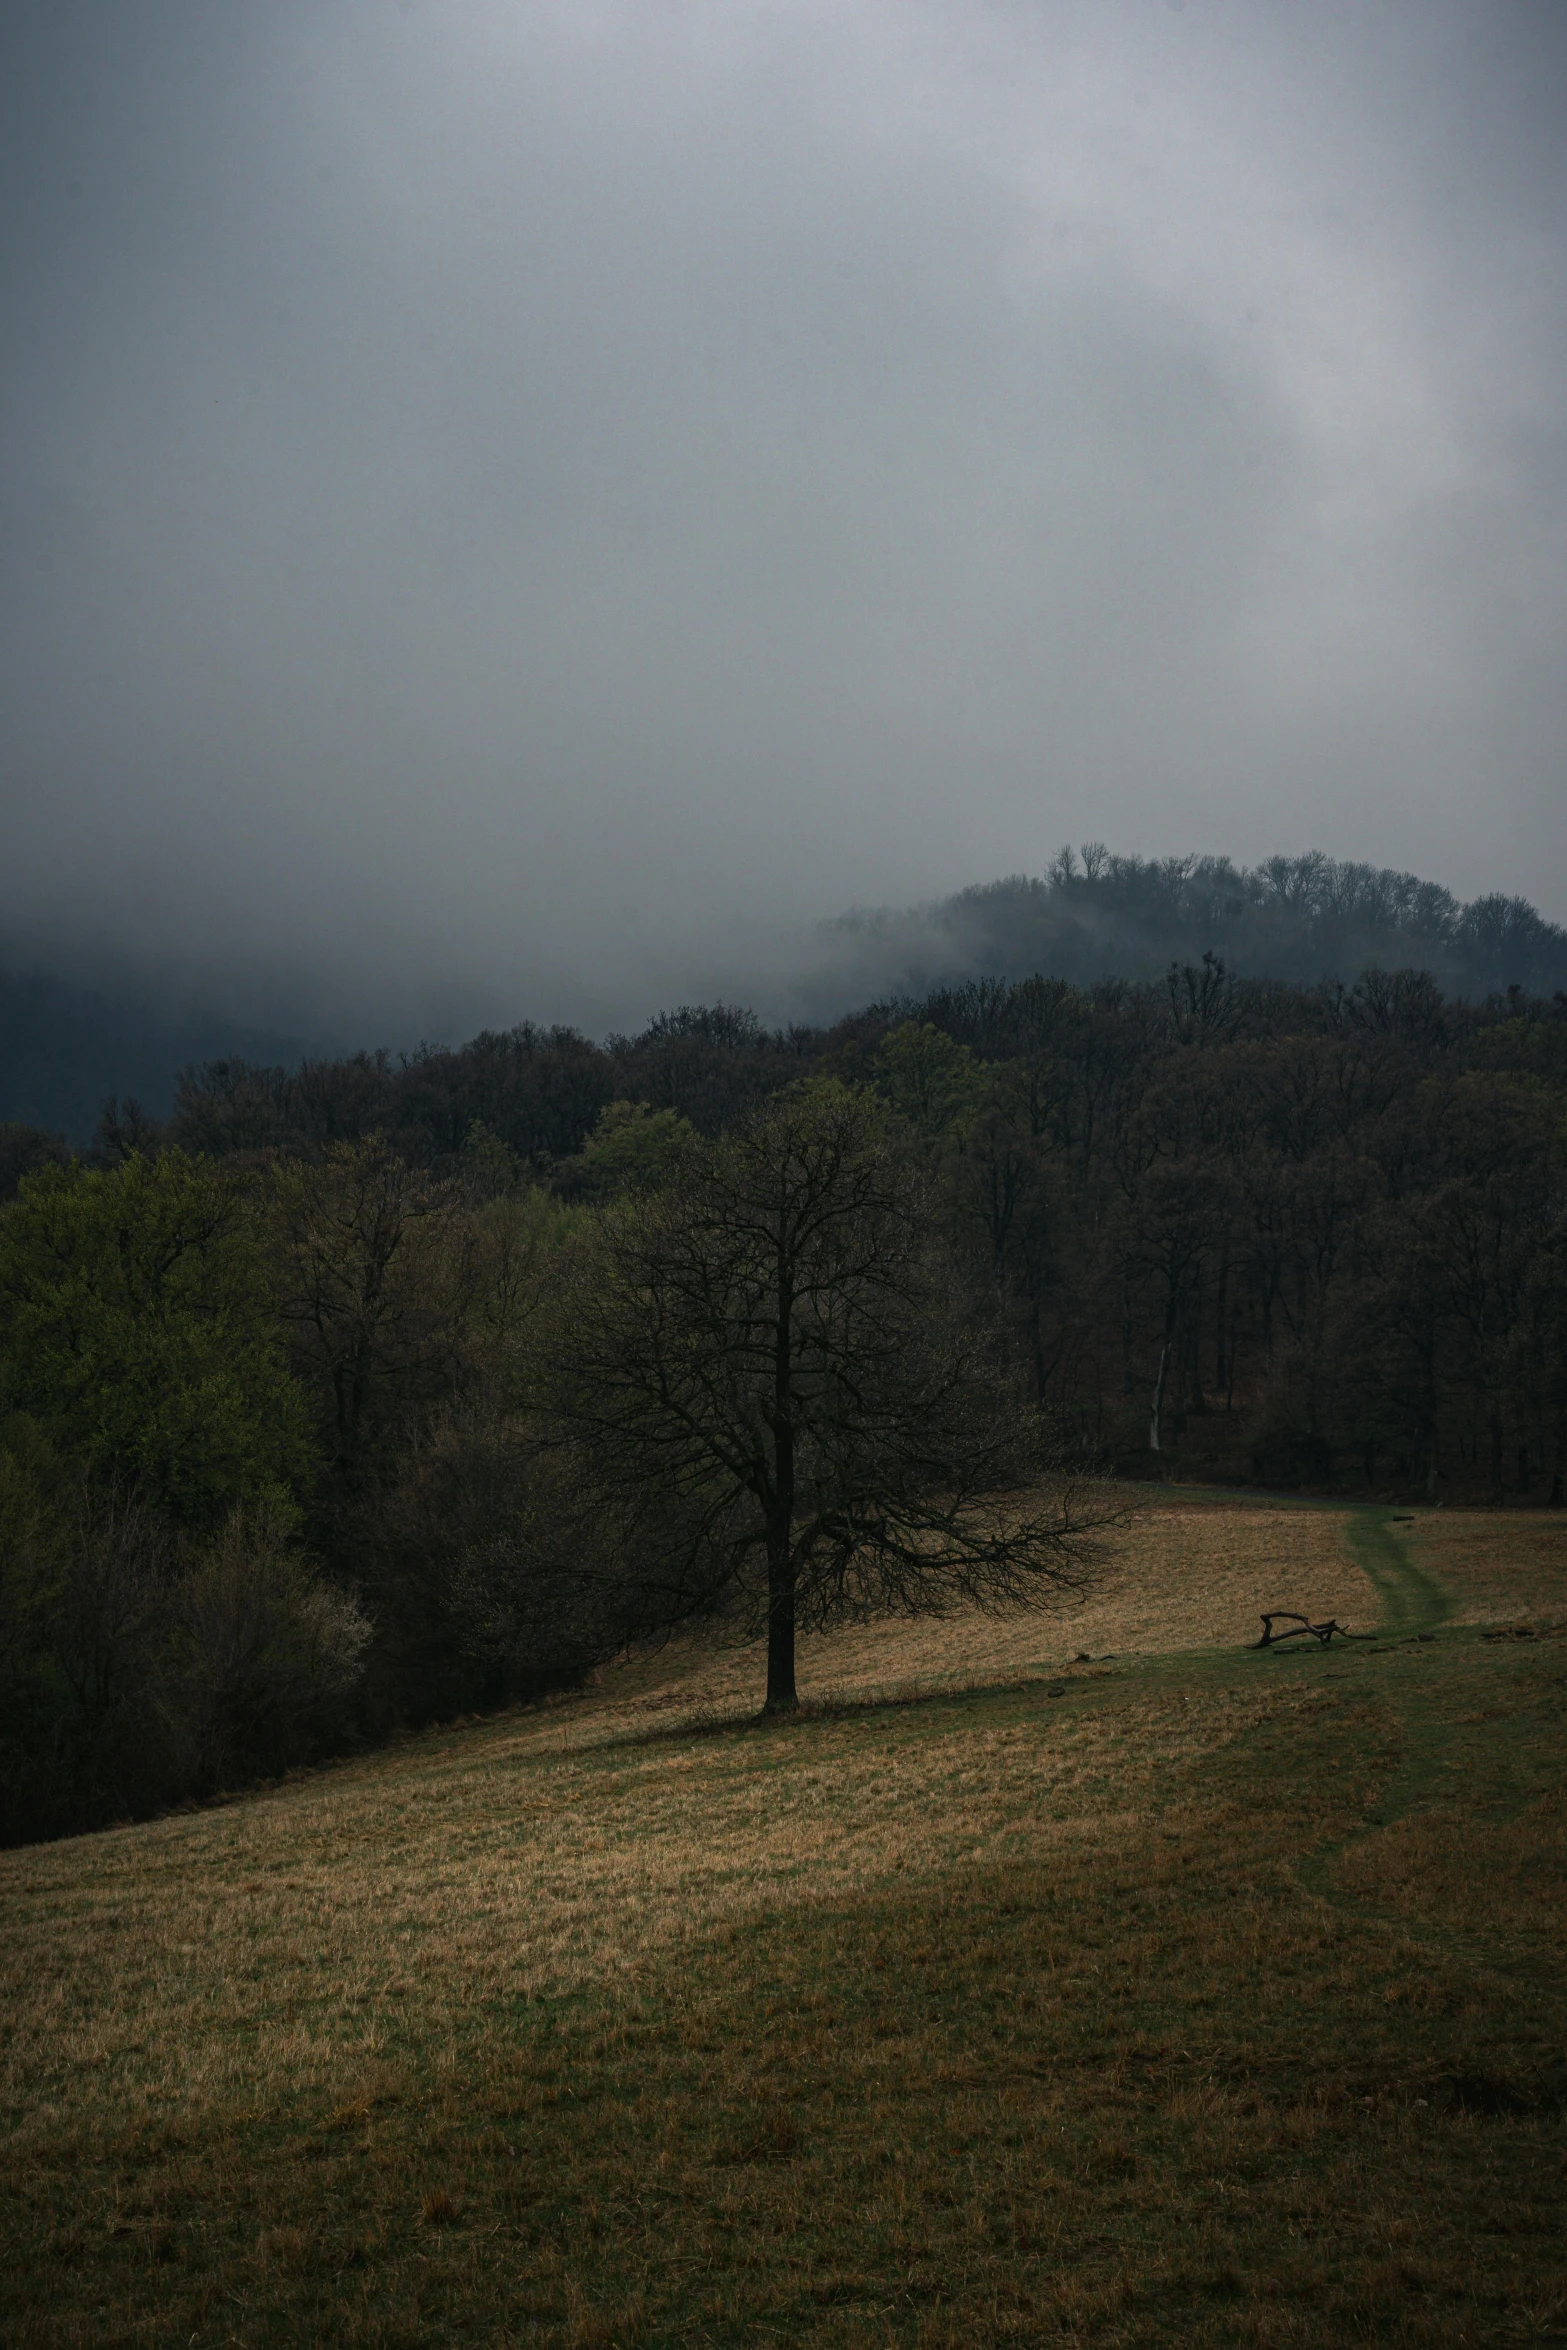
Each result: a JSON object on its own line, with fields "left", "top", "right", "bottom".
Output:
{"left": 0, "top": 966, "right": 319, "bottom": 1142}
{"left": 5, "top": 849, "right": 1564, "bottom": 1142}
{"left": 801, "top": 851, "right": 1567, "bottom": 1017}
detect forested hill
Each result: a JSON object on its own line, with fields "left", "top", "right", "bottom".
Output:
{"left": 5, "top": 950, "right": 1567, "bottom": 1842}
{"left": 4, "top": 850, "right": 1565, "bottom": 1140}
{"left": 807, "top": 850, "right": 1567, "bottom": 1011}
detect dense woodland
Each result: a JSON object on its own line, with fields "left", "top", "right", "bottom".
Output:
{"left": 6, "top": 849, "right": 1566, "bottom": 1137}
{"left": 2, "top": 949, "right": 1565, "bottom": 1845}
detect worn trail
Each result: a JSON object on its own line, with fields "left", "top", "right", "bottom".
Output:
{"left": 1289, "top": 1509, "right": 1556, "bottom": 1990}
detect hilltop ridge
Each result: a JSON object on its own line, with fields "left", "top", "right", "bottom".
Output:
{"left": 6, "top": 848, "right": 1565, "bottom": 1140}
{"left": 803, "top": 847, "right": 1567, "bottom": 1013}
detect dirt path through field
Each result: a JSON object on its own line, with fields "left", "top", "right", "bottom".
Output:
{"left": 1293, "top": 1510, "right": 1564, "bottom": 1993}
{"left": 1343, "top": 1508, "right": 1451, "bottom": 1643}
{"left": 1333, "top": 1505, "right": 1454, "bottom": 1839}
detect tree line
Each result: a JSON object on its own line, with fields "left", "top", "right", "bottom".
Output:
{"left": 809, "top": 849, "right": 1567, "bottom": 1012}
{"left": 6, "top": 851, "right": 1565, "bottom": 1144}
{"left": 2, "top": 958, "right": 1563, "bottom": 1844}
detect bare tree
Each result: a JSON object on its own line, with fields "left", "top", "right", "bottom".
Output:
{"left": 1120, "top": 1163, "right": 1224, "bottom": 1452}
{"left": 548, "top": 1082, "right": 1107, "bottom": 1712}
{"left": 269, "top": 1138, "right": 470, "bottom": 1488}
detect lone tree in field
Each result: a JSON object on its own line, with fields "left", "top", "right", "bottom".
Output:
{"left": 550, "top": 1081, "right": 1102, "bottom": 1712}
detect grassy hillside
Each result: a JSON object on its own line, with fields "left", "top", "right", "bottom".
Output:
{"left": 2, "top": 1496, "right": 1564, "bottom": 2346}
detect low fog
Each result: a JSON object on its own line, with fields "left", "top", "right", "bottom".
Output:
{"left": 2, "top": 0, "right": 1564, "bottom": 1040}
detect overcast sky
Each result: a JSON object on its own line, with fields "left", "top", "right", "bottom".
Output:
{"left": 3, "top": 0, "right": 1564, "bottom": 1034}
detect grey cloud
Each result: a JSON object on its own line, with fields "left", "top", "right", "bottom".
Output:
{"left": 1, "top": 0, "right": 1563, "bottom": 1038}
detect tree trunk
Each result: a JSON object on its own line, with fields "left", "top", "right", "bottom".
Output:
{"left": 765, "top": 1236, "right": 798, "bottom": 1711}
{"left": 764, "top": 1528, "right": 797, "bottom": 1711}
{"left": 1149, "top": 1333, "right": 1172, "bottom": 1453}
{"left": 1421, "top": 1329, "right": 1439, "bottom": 1503}
{"left": 1188, "top": 1292, "right": 1206, "bottom": 1415}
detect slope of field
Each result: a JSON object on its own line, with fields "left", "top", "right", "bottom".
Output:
{"left": 1402, "top": 1507, "right": 1567, "bottom": 1629}
{"left": 508, "top": 1494, "right": 1375, "bottom": 1750}
{"left": 2, "top": 1497, "right": 1563, "bottom": 2348}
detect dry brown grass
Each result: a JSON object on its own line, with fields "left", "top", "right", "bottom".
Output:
{"left": 1, "top": 1490, "right": 1563, "bottom": 2348}
{"left": 515, "top": 1493, "right": 1376, "bottom": 1747}
{"left": 1402, "top": 1505, "right": 1567, "bottom": 1627}
{"left": 0, "top": 1500, "right": 1372, "bottom": 2139}
{"left": 1336, "top": 1780, "right": 1567, "bottom": 1960}
{"left": 0, "top": 1532, "right": 1302, "bottom": 2117}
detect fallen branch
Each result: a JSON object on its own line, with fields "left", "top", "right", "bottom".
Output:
{"left": 1254, "top": 1611, "right": 1369, "bottom": 1649}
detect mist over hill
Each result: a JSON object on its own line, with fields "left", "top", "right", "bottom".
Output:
{"left": 802, "top": 850, "right": 1567, "bottom": 1016}
{"left": 5, "top": 849, "right": 1566, "bottom": 1142}
{"left": 0, "top": 968, "right": 320, "bottom": 1143}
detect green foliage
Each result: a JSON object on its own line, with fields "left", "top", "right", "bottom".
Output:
{"left": 467, "top": 1185, "right": 583, "bottom": 1405}
{"left": 268, "top": 1137, "right": 475, "bottom": 1488}
{"left": 0, "top": 1120, "right": 69, "bottom": 1203}
{"left": 268, "top": 1138, "right": 600, "bottom": 1725}
{"left": 0, "top": 1464, "right": 167, "bottom": 1841}
{"left": 576, "top": 1098, "right": 699, "bottom": 1195}
{"left": 347, "top": 1402, "right": 625, "bottom": 1724}
{"left": 168, "top": 1506, "right": 370, "bottom": 1792}
{"left": 0, "top": 1424, "right": 76, "bottom": 1839}
{"left": 0, "top": 1449, "right": 369, "bottom": 1842}
{"left": 874, "top": 1022, "right": 978, "bottom": 1139}
{"left": 0, "top": 1154, "right": 313, "bottom": 1528}
{"left": 460, "top": 1119, "right": 523, "bottom": 1201}
{"left": 8, "top": 960, "right": 1567, "bottom": 1840}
